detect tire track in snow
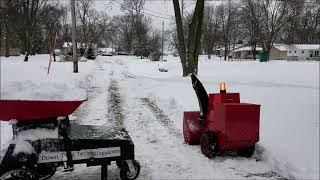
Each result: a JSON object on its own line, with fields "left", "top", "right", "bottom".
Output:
{"left": 72, "top": 59, "right": 109, "bottom": 125}
{"left": 107, "top": 77, "right": 124, "bottom": 127}
{"left": 140, "top": 97, "right": 181, "bottom": 138}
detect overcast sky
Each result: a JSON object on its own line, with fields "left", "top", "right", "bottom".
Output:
{"left": 62, "top": 0, "right": 225, "bottom": 30}
{"left": 93, "top": 0, "right": 187, "bottom": 30}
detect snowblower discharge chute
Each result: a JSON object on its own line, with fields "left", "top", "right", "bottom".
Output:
{"left": 183, "top": 74, "right": 260, "bottom": 158}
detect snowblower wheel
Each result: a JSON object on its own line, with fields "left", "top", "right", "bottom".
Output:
{"left": 200, "top": 131, "right": 218, "bottom": 158}
{"left": 120, "top": 160, "right": 140, "bottom": 180}
{"left": 0, "top": 168, "right": 36, "bottom": 180}
{"left": 237, "top": 145, "right": 255, "bottom": 158}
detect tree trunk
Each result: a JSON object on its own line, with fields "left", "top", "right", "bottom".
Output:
{"left": 224, "top": 45, "right": 228, "bottom": 61}
{"left": 173, "top": 0, "right": 204, "bottom": 76}
{"left": 24, "top": 31, "right": 30, "bottom": 62}
{"left": 251, "top": 42, "right": 257, "bottom": 61}
{"left": 192, "top": 0, "right": 204, "bottom": 74}
{"left": 172, "top": 0, "right": 188, "bottom": 76}
{"left": 5, "top": 26, "right": 9, "bottom": 57}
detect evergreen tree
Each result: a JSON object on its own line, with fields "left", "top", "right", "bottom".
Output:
{"left": 86, "top": 46, "right": 96, "bottom": 59}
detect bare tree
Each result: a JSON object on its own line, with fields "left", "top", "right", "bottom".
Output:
{"left": 76, "top": 0, "right": 94, "bottom": 49}
{"left": 202, "top": 5, "right": 221, "bottom": 59}
{"left": 19, "top": 0, "right": 48, "bottom": 61}
{"left": 258, "top": 0, "right": 291, "bottom": 60}
{"left": 216, "top": 2, "right": 238, "bottom": 61}
{"left": 39, "top": 2, "right": 63, "bottom": 61}
{"left": 240, "top": 0, "right": 262, "bottom": 60}
{"left": 113, "top": 15, "right": 134, "bottom": 53}
{"left": 172, "top": 0, "right": 205, "bottom": 76}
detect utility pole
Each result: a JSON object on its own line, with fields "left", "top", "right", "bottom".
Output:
{"left": 71, "top": 0, "right": 78, "bottom": 73}
{"left": 161, "top": 21, "right": 164, "bottom": 61}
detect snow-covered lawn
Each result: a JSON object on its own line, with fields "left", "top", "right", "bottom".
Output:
{"left": 0, "top": 55, "right": 319, "bottom": 179}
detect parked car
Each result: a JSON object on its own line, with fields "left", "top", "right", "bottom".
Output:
{"left": 101, "top": 52, "right": 114, "bottom": 56}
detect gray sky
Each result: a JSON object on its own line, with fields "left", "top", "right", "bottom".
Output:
{"left": 62, "top": 0, "right": 225, "bottom": 30}
{"left": 94, "top": 0, "right": 183, "bottom": 30}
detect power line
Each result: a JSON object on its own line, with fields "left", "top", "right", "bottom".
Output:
{"left": 113, "top": 0, "right": 173, "bottom": 20}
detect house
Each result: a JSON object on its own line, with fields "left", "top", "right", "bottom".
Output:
{"left": 61, "top": 42, "right": 98, "bottom": 59}
{"left": 61, "top": 42, "right": 84, "bottom": 56}
{"left": 230, "top": 46, "right": 263, "bottom": 59}
{"left": 269, "top": 44, "right": 289, "bottom": 60}
{"left": 98, "top": 47, "right": 115, "bottom": 56}
{"left": 0, "top": 48, "right": 21, "bottom": 56}
{"left": 287, "top": 44, "right": 320, "bottom": 60}
{"left": 215, "top": 44, "right": 244, "bottom": 57}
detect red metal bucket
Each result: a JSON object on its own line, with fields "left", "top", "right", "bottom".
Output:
{"left": 0, "top": 99, "right": 86, "bottom": 121}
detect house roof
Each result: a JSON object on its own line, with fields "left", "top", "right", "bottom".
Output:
{"left": 216, "top": 44, "right": 244, "bottom": 51}
{"left": 62, "top": 42, "right": 97, "bottom": 48}
{"left": 273, "top": 44, "right": 289, "bottom": 51}
{"left": 293, "top": 44, "right": 320, "bottom": 50}
{"left": 232, "top": 46, "right": 262, "bottom": 52}
{"left": 99, "top": 48, "right": 115, "bottom": 52}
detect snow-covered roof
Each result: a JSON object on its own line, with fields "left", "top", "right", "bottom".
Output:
{"left": 99, "top": 48, "right": 115, "bottom": 52}
{"left": 62, "top": 42, "right": 97, "bottom": 48}
{"left": 273, "top": 44, "right": 289, "bottom": 51}
{"left": 62, "top": 42, "right": 82, "bottom": 48}
{"left": 232, "top": 46, "right": 262, "bottom": 52}
{"left": 216, "top": 44, "right": 244, "bottom": 51}
{"left": 293, "top": 44, "right": 320, "bottom": 50}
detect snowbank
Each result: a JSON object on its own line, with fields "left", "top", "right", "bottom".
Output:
{"left": 0, "top": 54, "right": 93, "bottom": 100}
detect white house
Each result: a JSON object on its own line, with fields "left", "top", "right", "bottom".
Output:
{"left": 287, "top": 44, "right": 320, "bottom": 60}
{"left": 61, "top": 42, "right": 97, "bottom": 57}
{"left": 230, "top": 46, "right": 263, "bottom": 59}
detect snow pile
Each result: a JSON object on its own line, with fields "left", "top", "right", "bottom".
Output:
{"left": 13, "top": 138, "right": 35, "bottom": 155}
{"left": 17, "top": 128, "right": 59, "bottom": 141}
{"left": 0, "top": 55, "right": 93, "bottom": 100}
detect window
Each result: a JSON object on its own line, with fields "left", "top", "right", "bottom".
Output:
{"left": 294, "top": 51, "right": 296, "bottom": 53}
{"left": 315, "top": 51, "right": 319, "bottom": 57}
{"left": 302, "top": 50, "right": 304, "bottom": 53}
{"left": 289, "top": 51, "right": 291, "bottom": 53}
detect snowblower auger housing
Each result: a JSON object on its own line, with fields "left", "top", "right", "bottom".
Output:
{"left": 0, "top": 100, "right": 140, "bottom": 180}
{"left": 184, "top": 74, "right": 260, "bottom": 158}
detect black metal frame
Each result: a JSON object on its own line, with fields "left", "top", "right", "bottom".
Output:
{"left": 0, "top": 116, "right": 138, "bottom": 180}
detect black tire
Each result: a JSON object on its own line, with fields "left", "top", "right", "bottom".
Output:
{"left": 116, "top": 160, "right": 124, "bottom": 168}
{"left": 0, "top": 168, "right": 36, "bottom": 180}
{"left": 38, "top": 166, "right": 56, "bottom": 180}
{"left": 238, "top": 145, "right": 255, "bottom": 158}
{"left": 120, "top": 160, "right": 140, "bottom": 180}
{"left": 200, "top": 131, "right": 218, "bottom": 158}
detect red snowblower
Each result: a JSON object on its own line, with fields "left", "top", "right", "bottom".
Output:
{"left": 183, "top": 74, "right": 260, "bottom": 158}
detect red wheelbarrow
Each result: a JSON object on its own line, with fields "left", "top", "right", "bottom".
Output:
{"left": 0, "top": 99, "right": 140, "bottom": 180}
{"left": 0, "top": 100, "right": 85, "bottom": 121}
{"left": 183, "top": 75, "right": 261, "bottom": 158}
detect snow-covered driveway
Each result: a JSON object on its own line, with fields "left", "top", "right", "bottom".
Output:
{"left": 55, "top": 56, "right": 310, "bottom": 179}
{"left": 1, "top": 55, "right": 318, "bottom": 179}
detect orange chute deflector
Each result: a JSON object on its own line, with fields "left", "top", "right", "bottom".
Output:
{"left": 220, "top": 82, "right": 226, "bottom": 93}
